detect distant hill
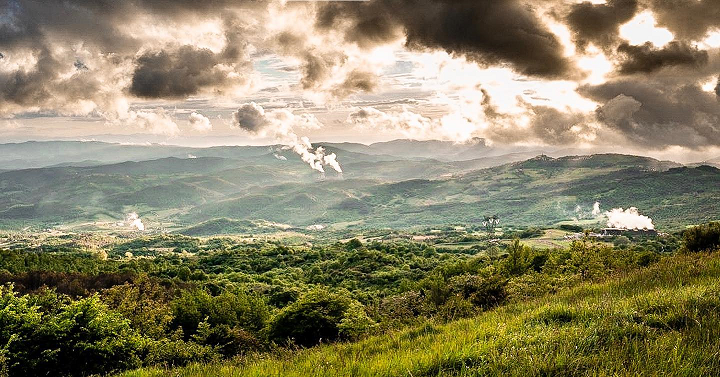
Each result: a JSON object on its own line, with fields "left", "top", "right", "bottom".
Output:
{"left": 0, "top": 139, "right": 558, "bottom": 170}
{"left": 354, "top": 138, "right": 492, "bottom": 160}
{"left": 0, "top": 151, "right": 716, "bottom": 232}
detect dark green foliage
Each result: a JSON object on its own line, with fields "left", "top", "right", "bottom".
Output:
{"left": 0, "top": 287, "right": 144, "bottom": 377}
{"left": 559, "top": 224, "right": 583, "bottom": 232}
{"left": 102, "top": 277, "right": 175, "bottom": 339}
{"left": 448, "top": 274, "right": 507, "bottom": 310}
{"left": 171, "top": 289, "right": 268, "bottom": 353}
{"left": 503, "top": 239, "right": 532, "bottom": 276}
{"left": 345, "top": 238, "right": 363, "bottom": 250}
{"left": 0, "top": 270, "right": 136, "bottom": 296}
{"left": 683, "top": 222, "right": 720, "bottom": 252}
{"left": 268, "top": 290, "right": 359, "bottom": 347}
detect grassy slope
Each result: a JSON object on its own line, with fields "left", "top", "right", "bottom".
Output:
{"left": 120, "top": 252, "right": 720, "bottom": 377}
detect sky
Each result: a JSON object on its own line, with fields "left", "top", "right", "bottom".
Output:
{"left": 1, "top": 0, "right": 720, "bottom": 162}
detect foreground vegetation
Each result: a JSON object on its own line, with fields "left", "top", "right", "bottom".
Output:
{"left": 120, "top": 250, "right": 720, "bottom": 377}
{"left": 0, "top": 223, "right": 718, "bottom": 376}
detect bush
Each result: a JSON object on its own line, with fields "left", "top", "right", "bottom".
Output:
{"left": 338, "top": 301, "right": 377, "bottom": 340}
{"left": 143, "top": 338, "right": 217, "bottom": 367}
{"left": 0, "top": 286, "right": 145, "bottom": 377}
{"left": 268, "top": 290, "right": 368, "bottom": 347}
{"left": 171, "top": 289, "right": 268, "bottom": 336}
{"left": 683, "top": 222, "right": 720, "bottom": 253}
{"left": 613, "top": 236, "right": 631, "bottom": 248}
{"left": 437, "top": 295, "right": 475, "bottom": 321}
{"left": 559, "top": 224, "right": 583, "bottom": 232}
{"left": 170, "top": 288, "right": 268, "bottom": 355}
{"left": 102, "top": 277, "right": 174, "bottom": 339}
{"left": 448, "top": 274, "right": 507, "bottom": 309}
{"left": 502, "top": 239, "right": 531, "bottom": 276}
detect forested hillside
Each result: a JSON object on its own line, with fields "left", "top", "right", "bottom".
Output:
{"left": 0, "top": 141, "right": 716, "bottom": 232}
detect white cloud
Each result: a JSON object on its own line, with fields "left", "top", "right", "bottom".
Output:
{"left": 188, "top": 112, "right": 212, "bottom": 132}
{"left": 126, "top": 108, "right": 179, "bottom": 136}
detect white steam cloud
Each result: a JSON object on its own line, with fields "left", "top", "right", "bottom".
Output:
{"left": 592, "top": 202, "right": 601, "bottom": 217}
{"left": 125, "top": 212, "right": 146, "bottom": 231}
{"left": 605, "top": 207, "right": 654, "bottom": 230}
{"left": 232, "top": 103, "right": 342, "bottom": 174}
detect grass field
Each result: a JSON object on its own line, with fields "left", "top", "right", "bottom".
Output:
{"left": 118, "top": 251, "right": 720, "bottom": 377}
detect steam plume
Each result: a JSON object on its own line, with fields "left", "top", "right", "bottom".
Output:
{"left": 592, "top": 202, "right": 601, "bottom": 217}
{"left": 232, "top": 103, "right": 342, "bottom": 173}
{"left": 125, "top": 212, "right": 146, "bottom": 231}
{"left": 605, "top": 207, "right": 654, "bottom": 230}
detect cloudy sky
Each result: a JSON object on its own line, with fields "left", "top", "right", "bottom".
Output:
{"left": 1, "top": 0, "right": 720, "bottom": 160}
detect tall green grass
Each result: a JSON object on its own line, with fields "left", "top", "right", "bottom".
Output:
{"left": 119, "top": 252, "right": 720, "bottom": 377}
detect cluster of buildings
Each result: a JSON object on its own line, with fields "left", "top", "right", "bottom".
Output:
{"left": 564, "top": 228, "right": 659, "bottom": 240}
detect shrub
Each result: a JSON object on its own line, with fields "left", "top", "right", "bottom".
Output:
{"left": 102, "top": 277, "right": 174, "bottom": 339}
{"left": 170, "top": 288, "right": 268, "bottom": 355}
{"left": 171, "top": 289, "right": 268, "bottom": 337}
{"left": 338, "top": 301, "right": 377, "bottom": 340}
{"left": 268, "top": 290, "right": 366, "bottom": 347}
{"left": 448, "top": 274, "right": 507, "bottom": 309}
{"left": 502, "top": 239, "right": 531, "bottom": 276}
{"left": 0, "top": 286, "right": 145, "bottom": 377}
{"left": 437, "top": 295, "right": 475, "bottom": 321}
{"left": 143, "top": 338, "right": 217, "bottom": 367}
{"left": 559, "top": 224, "right": 583, "bottom": 232}
{"left": 345, "top": 238, "right": 363, "bottom": 250}
{"left": 683, "top": 222, "right": 720, "bottom": 253}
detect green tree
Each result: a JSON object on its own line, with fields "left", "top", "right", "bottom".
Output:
{"left": 0, "top": 286, "right": 145, "bottom": 376}
{"left": 502, "top": 239, "right": 531, "bottom": 276}
{"left": 268, "top": 290, "right": 363, "bottom": 347}
{"left": 683, "top": 222, "right": 720, "bottom": 252}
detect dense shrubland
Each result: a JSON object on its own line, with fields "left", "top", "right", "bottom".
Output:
{"left": 0, "top": 223, "right": 716, "bottom": 376}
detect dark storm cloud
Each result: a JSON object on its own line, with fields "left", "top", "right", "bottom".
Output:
{"left": 298, "top": 50, "right": 335, "bottom": 91}
{"left": 565, "top": 0, "right": 638, "bottom": 50}
{"left": 525, "top": 106, "right": 591, "bottom": 145}
{"left": 616, "top": 42, "right": 709, "bottom": 74}
{"left": 331, "top": 70, "right": 378, "bottom": 98}
{"left": 0, "top": 0, "right": 260, "bottom": 115}
{"left": 0, "top": 48, "right": 56, "bottom": 109}
{"left": 581, "top": 79, "right": 720, "bottom": 148}
{"left": 316, "top": 2, "right": 401, "bottom": 49}
{"left": 274, "top": 31, "right": 376, "bottom": 98}
{"left": 0, "top": 46, "right": 104, "bottom": 115}
{"left": 232, "top": 103, "right": 269, "bottom": 133}
{"left": 480, "top": 91, "right": 592, "bottom": 145}
{"left": 129, "top": 45, "right": 249, "bottom": 99}
{"left": 316, "top": 0, "right": 572, "bottom": 78}
{"left": 647, "top": 0, "right": 720, "bottom": 41}
{"left": 0, "top": 0, "right": 139, "bottom": 53}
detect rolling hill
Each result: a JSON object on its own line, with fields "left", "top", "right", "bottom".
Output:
{"left": 0, "top": 141, "right": 718, "bottom": 232}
